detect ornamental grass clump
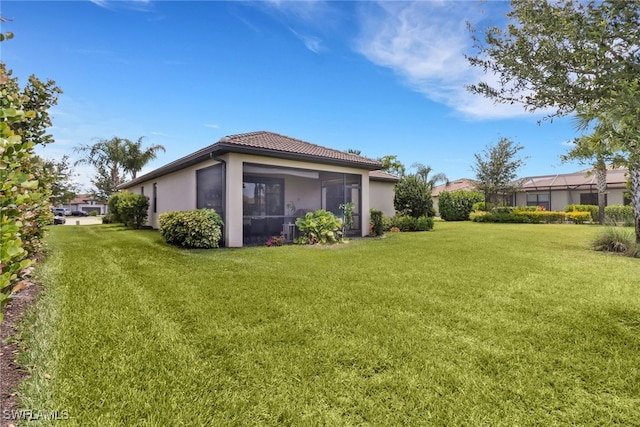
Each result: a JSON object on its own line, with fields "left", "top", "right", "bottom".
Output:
{"left": 159, "top": 209, "right": 223, "bottom": 248}
{"left": 592, "top": 227, "right": 639, "bottom": 257}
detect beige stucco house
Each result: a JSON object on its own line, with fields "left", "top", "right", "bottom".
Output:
{"left": 119, "top": 131, "right": 398, "bottom": 247}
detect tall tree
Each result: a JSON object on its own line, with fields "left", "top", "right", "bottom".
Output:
{"left": 411, "top": 163, "right": 448, "bottom": 191}
{"left": 75, "top": 137, "right": 127, "bottom": 199}
{"left": 467, "top": 0, "right": 640, "bottom": 240}
{"left": 378, "top": 154, "right": 406, "bottom": 177}
{"left": 471, "top": 137, "right": 526, "bottom": 207}
{"left": 37, "top": 155, "right": 82, "bottom": 206}
{"left": 122, "top": 136, "right": 165, "bottom": 179}
{"left": 75, "top": 136, "right": 166, "bottom": 199}
{"left": 562, "top": 113, "right": 625, "bottom": 223}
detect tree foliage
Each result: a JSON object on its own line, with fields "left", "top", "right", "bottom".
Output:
{"left": 378, "top": 154, "right": 406, "bottom": 177}
{"left": 411, "top": 163, "right": 448, "bottom": 190}
{"left": 37, "top": 155, "right": 81, "bottom": 206}
{"left": 471, "top": 137, "right": 526, "bottom": 206}
{"left": 394, "top": 175, "right": 434, "bottom": 218}
{"left": 75, "top": 136, "right": 165, "bottom": 200}
{"left": 439, "top": 190, "right": 484, "bottom": 221}
{"left": 467, "top": 0, "right": 640, "bottom": 240}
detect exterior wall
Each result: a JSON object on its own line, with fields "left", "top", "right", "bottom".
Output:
{"left": 129, "top": 159, "right": 219, "bottom": 229}
{"left": 64, "top": 202, "right": 108, "bottom": 214}
{"left": 125, "top": 154, "right": 384, "bottom": 247}
{"left": 369, "top": 180, "right": 396, "bottom": 217}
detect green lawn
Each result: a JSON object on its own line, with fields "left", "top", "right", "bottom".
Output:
{"left": 18, "top": 222, "right": 640, "bottom": 426}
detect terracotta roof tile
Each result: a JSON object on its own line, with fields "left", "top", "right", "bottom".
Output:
{"left": 219, "top": 131, "right": 381, "bottom": 167}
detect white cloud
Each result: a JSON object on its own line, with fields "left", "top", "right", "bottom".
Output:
{"left": 289, "top": 28, "right": 324, "bottom": 54}
{"left": 354, "top": 1, "right": 541, "bottom": 120}
{"left": 151, "top": 131, "right": 169, "bottom": 137}
{"left": 204, "top": 124, "right": 220, "bottom": 129}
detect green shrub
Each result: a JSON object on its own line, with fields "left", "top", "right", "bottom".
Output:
{"left": 472, "top": 212, "right": 531, "bottom": 223}
{"left": 394, "top": 175, "right": 434, "bottom": 218}
{"left": 101, "top": 214, "right": 115, "bottom": 224}
{"left": 564, "top": 204, "right": 598, "bottom": 222}
{"left": 388, "top": 215, "right": 434, "bottom": 231}
{"left": 159, "top": 209, "right": 224, "bottom": 249}
{"left": 295, "top": 209, "right": 343, "bottom": 244}
{"left": 605, "top": 205, "right": 634, "bottom": 226}
{"left": 592, "top": 227, "right": 638, "bottom": 257}
{"left": 89, "top": 210, "right": 98, "bottom": 216}
{"left": 513, "top": 209, "right": 566, "bottom": 223}
{"left": 108, "top": 193, "right": 123, "bottom": 223}
{"left": 472, "top": 201, "right": 486, "bottom": 211}
{"left": 565, "top": 211, "right": 592, "bottom": 224}
{"left": 439, "top": 190, "right": 484, "bottom": 221}
{"left": 369, "top": 208, "right": 384, "bottom": 236}
{"left": 117, "top": 192, "right": 149, "bottom": 229}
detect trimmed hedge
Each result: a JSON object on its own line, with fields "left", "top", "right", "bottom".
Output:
{"left": 159, "top": 209, "right": 224, "bottom": 248}
{"left": 472, "top": 209, "right": 591, "bottom": 224}
{"left": 564, "top": 204, "right": 598, "bottom": 222}
{"left": 439, "top": 190, "right": 484, "bottom": 221}
{"left": 387, "top": 215, "right": 434, "bottom": 231}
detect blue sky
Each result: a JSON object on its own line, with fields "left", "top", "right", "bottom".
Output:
{"left": 2, "top": 0, "right": 584, "bottom": 189}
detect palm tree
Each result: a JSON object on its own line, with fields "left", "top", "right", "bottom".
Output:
{"left": 122, "top": 137, "right": 166, "bottom": 180}
{"left": 564, "top": 113, "right": 625, "bottom": 223}
{"left": 75, "top": 137, "right": 128, "bottom": 196}
{"left": 411, "top": 163, "right": 448, "bottom": 190}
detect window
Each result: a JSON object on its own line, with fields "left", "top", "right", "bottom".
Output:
{"left": 580, "top": 193, "right": 607, "bottom": 205}
{"left": 153, "top": 183, "right": 157, "bottom": 213}
{"left": 526, "top": 193, "right": 550, "bottom": 210}
{"left": 197, "top": 164, "right": 224, "bottom": 213}
{"left": 243, "top": 176, "right": 283, "bottom": 217}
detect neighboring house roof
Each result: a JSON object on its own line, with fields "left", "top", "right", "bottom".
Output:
{"left": 67, "top": 194, "right": 104, "bottom": 205}
{"left": 369, "top": 170, "right": 400, "bottom": 182}
{"left": 120, "top": 131, "right": 383, "bottom": 189}
{"left": 519, "top": 167, "right": 628, "bottom": 191}
{"left": 432, "top": 178, "right": 477, "bottom": 197}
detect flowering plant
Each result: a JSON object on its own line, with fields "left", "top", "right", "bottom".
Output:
{"left": 266, "top": 235, "right": 285, "bottom": 247}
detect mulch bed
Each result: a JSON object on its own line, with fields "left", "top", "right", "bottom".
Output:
{"left": 0, "top": 281, "right": 41, "bottom": 427}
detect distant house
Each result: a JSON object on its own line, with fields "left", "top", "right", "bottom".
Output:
{"left": 431, "top": 178, "right": 477, "bottom": 214}
{"left": 118, "top": 131, "right": 398, "bottom": 247}
{"left": 513, "top": 167, "right": 629, "bottom": 210}
{"left": 63, "top": 194, "right": 108, "bottom": 215}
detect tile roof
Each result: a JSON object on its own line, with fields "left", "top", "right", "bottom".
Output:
{"left": 432, "top": 178, "right": 477, "bottom": 197}
{"left": 218, "top": 131, "right": 381, "bottom": 167}
{"left": 120, "top": 131, "right": 382, "bottom": 189}
{"left": 369, "top": 170, "right": 400, "bottom": 182}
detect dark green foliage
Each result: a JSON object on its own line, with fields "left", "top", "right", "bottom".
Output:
{"left": 107, "top": 192, "right": 149, "bottom": 228}
{"left": 369, "top": 209, "right": 384, "bottom": 236}
{"left": 472, "top": 201, "right": 486, "bottom": 211}
{"left": 472, "top": 213, "right": 531, "bottom": 223}
{"left": 159, "top": 209, "right": 224, "bottom": 249}
{"left": 387, "top": 215, "right": 434, "bottom": 232}
{"left": 295, "top": 209, "right": 343, "bottom": 244}
{"left": 107, "top": 193, "right": 123, "bottom": 223}
{"left": 605, "top": 205, "right": 634, "bottom": 227}
{"left": 89, "top": 211, "right": 98, "bottom": 217}
{"left": 394, "top": 175, "right": 434, "bottom": 218}
{"left": 471, "top": 137, "right": 526, "bottom": 205}
{"left": 117, "top": 192, "right": 149, "bottom": 229}
{"left": 565, "top": 204, "right": 598, "bottom": 222}
{"left": 439, "top": 190, "right": 484, "bottom": 221}
{"left": 101, "top": 214, "right": 115, "bottom": 224}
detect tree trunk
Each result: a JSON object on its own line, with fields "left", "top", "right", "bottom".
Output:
{"left": 595, "top": 161, "right": 607, "bottom": 224}
{"left": 630, "top": 159, "right": 640, "bottom": 243}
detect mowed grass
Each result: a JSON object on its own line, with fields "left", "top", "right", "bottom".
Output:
{"left": 19, "top": 222, "right": 640, "bottom": 426}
